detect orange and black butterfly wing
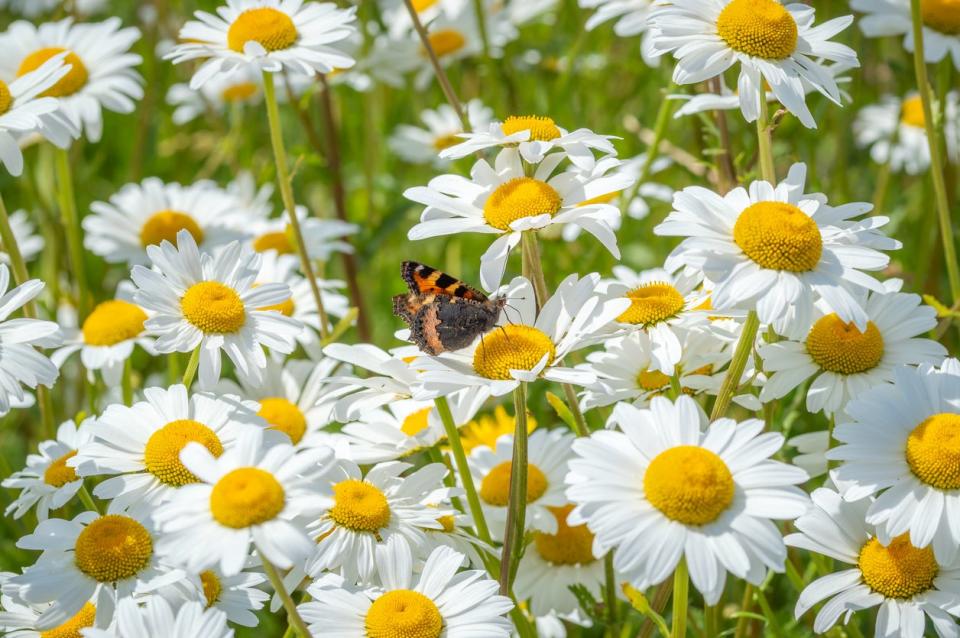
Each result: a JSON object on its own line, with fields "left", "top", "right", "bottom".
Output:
{"left": 400, "top": 261, "right": 488, "bottom": 301}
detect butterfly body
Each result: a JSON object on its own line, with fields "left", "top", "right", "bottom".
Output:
{"left": 393, "top": 261, "right": 504, "bottom": 355}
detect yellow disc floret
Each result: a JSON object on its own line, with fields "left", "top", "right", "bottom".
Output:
{"left": 0, "top": 80, "right": 11, "bottom": 116}
{"left": 329, "top": 479, "right": 392, "bottom": 533}
{"left": 258, "top": 397, "right": 307, "bottom": 445}
{"left": 900, "top": 95, "right": 927, "bottom": 129}
{"left": 81, "top": 300, "right": 148, "bottom": 346}
{"left": 424, "top": 29, "right": 466, "bottom": 57}
{"left": 181, "top": 281, "right": 246, "bottom": 333}
{"left": 733, "top": 201, "right": 823, "bottom": 272}
{"left": 18, "top": 48, "right": 88, "bottom": 97}
{"left": 805, "top": 314, "right": 884, "bottom": 375}
{"left": 74, "top": 515, "right": 153, "bottom": 582}
{"left": 533, "top": 504, "right": 596, "bottom": 565}
{"left": 617, "top": 282, "right": 686, "bottom": 326}
{"left": 365, "top": 590, "right": 443, "bottom": 638}
{"left": 921, "top": 0, "right": 960, "bottom": 34}
{"left": 140, "top": 210, "right": 205, "bottom": 248}
{"left": 501, "top": 115, "right": 562, "bottom": 141}
{"left": 473, "top": 325, "right": 556, "bottom": 380}
{"left": 401, "top": 407, "right": 433, "bottom": 437}
{"left": 906, "top": 413, "right": 960, "bottom": 490}
{"left": 44, "top": 450, "right": 78, "bottom": 488}
{"left": 644, "top": 446, "right": 735, "bottom": 526}
{"left": 144, "top": 419, "right": 224, "bottom": 486}
{"left": 479, "top": 461, "right": 549, "bottom": 507}
{"left": 858, "top": 534, "right": 938, "bottom": 599}
{"left": 40, "top": 602, "right": 96, "bottom": 638}
{"left": 637, "top": 369, "right": 671, "bottom": 392}
{"left": 253, "top": 230, "right": 294, "bottom": 254}
{"left": 200, "top": 570, "right": 222, "bottom": 608}
{"left": 716, "top": 0, "right": 799, "bottom": 60}
{"left": 483, "top": 177, "right": 563, "bottom": 231}
{"left": 228, "top": 8, "right": 298, "bottom": 53}
{"left": 210, "top": 468, "right": 286, "bottom": 528}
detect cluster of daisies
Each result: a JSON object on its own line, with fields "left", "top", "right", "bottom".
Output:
{"left": 0, "top": 0, "right": 957, "bottom": 637}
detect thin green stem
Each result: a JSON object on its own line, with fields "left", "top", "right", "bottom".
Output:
{"left": 561, "top": 382, "right": 590, "bottom": 437}
{"left": 734, "top": 585, "right": 754, "bottom": 638}
{"left": 55, "top": 148, "right": 89, "bottom": 317}
{"left": 670, "top": 559, "right": 689, "bottom": 638}
{"left": 259, "top": 550, "right": 311, "bottom": 638}
{"left": 520, "top": 230, "right": 550, "bottom": 307}
{"left": 472, "top": 0, "right": 491, "bottom": 62}
{"left": 623, "top": 90, "right": 676, "bottom": 215}
{"left": 262, "top": 70, "right": 331, "bottom": 339}
{"left": 710, "top": 311, "right": 759, "bottom": 420}
{"left": 756, "top": 95, "right": 776, "bottom": 183}
{"left": 122, "top": 357, "right": 134, "bottom": 406}
{"left": 499, "top": 382, "right": 529, "bottom": 595}
{"left": 401, "top": 0, "right": 467, "bottom": 128}
{"left": 704, "top": 603, "right": 719, "bottom": 638}
{"left": 909, "top": 0, "right": 960, "bottom": 304}
{"left": 604, "top": 552, "right": 619, "bottom": 635}
{"left": 754, "top": 588, "right": 785, "bottom": 638}
{"left": 182, "top": 347, "right": 200, "bottom": 389}
{"left": 78, "top": 484, "right": 99, "bottom": 514}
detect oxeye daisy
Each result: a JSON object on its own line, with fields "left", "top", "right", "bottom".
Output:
{"left": 760, "top": 280, "right": 946, "bottom": 416}
{"left": 247, "top": 207, "right": 359, "bottom": 263}
{"left": 9, "top": 510, "right": 180, "bottom": 630}
{"left": 650, "top": 0, "right": 858, "bottom": 128}
{"left": 71, "top": 384, "right": 268, "bottom": 513}
{"left": 0, "top": 576, "right": 99, "bottom": 638}
{"left": 3, "top": 418, "right": 93, "bottom": 521}
{"left": 84, "top": 597, "right": 234, "bottom": 638}
{"left": 167, "top": 65, "right": 262, "bottom": 125}
{"left": 83, "top": 178, "right": 249, "bottom": 267}
{"left": 579, "top": 0, "right": 661, "bottom": 66}
{"left": 389, "top": 99, "right": 493, "bottom": 167}
{"left": 457, "top": 404, "right": 538, "bottom": 454}
{"left": 153, "top": 426, "right": 334, "bottom": 576}
{"left": 131, "top": 230, "right": 302, "bottom": 389}
{"left": 852, "top": 0, "right": 960, "bottom": 70}
{"left": 468, "top": 428, "right": 574, "bottom": 540}
{"left": 0, "top": 210, "right": 44, "bottom": 266}
{"left": 411, "top": 275, "right": 629, "bottom": 398}
{"left": 379, "top": 0, "right": 470, "bottom": 38}
{"left": 299, "top": 539, "right": 513, "bottom": 638}
{"left": 566, "top": 396, "right": 809, "bottom": 603}
{"left": 160, "top": 566, "right": 268, "bottom": 627}
{"left": 166, "top": 0, "right": 358, "bottom": 89}
{"left": 417, "top": 509, "right": 493, "bottom": 568}
{"left": 406, "top": 150, "right": 626, "bottom": 291}
{"left": 0, "top": 18, "right": 143, "bottom": 142}
{"left": 656, "top": 163, "right": 900, "bottom": 336}
{"left": 830, "top": 359, "right": 960, "bottom": 563}
{"left": 786, "top": 487, "right": 960, "bottom": 637}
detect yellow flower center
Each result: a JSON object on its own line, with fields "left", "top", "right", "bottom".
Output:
{"left": 805, "top": 314, "right": 884, "bottom": 375}
{"left": 501, "top": 115, "right": 562, "bottom": 141}
{"left": 227, "top": 8, "right": 298, "bottom": 53}
{"left": 329, "top": 479, "right": 392, "bottom": 533}
{"left": 81, "top": 300, "right": 148, "bottom": 346}
{"left": 459, "top": 406, "right": 536, "bottom": 453}
{"left": 413, "top": 0, "right": 439, "bottom": 10}
{"left": 424, "top": 29, "right": 466, "bottom": 57}
{"left": 144, "top": 419, "right": 224, "bottom": 487}
{"left": 0, "top": 80, "right": 11, "bottom": 116}
{"left": 44, "top": 450, "right": 78, "bottom": 487}
{"left": 365, "top": 590, "right": 443, "bottom": 638}
{"left": 258, "top": 397, "right": 307, "bottom": 445}
{"left": 181, "top": 281, "right": 246, "bottom": 334}
{"left": 74, "top": 515, "right": 153, "bottom": 583}
{"left": 716, "top": 0, "right": 799, "bottom": 60}
{"left": 401, "top": 407, "right": 433, "bottom": 437}
{"left": 200, "top": 570, "right": 221, "bottom": 608}
{"left": 921, "top": 0, "right": 960, "bottom": 34}
{"left": 253, "top": 229, "right": 294, "bottom": 255}
{"left": 210, "top": 468, "right": 286, "bottom": 529}
{"left": 432, "top": 133, "right": 461, "bottom": 151}
{"left": 578, "top": 191, "right": 620, "bottom": 207}
{"left": 40, "top": 603, "right": 96, "bottom": 638}
{"left": 533, "top": 504, "right": 596, "bottom": 565}
{"left": 905, "top": 413, "right": 960, "bottom": 490}
{"left": 900, "top": 95, "right": 927, "bottom": 129}
{"left": 221, "top": 82, "right": 258, "bottom": 102}
{"left": 472, "top": 325, "right": 557, "bottom": 380}
{"left": 18, "top": 47, "right": 89, "bottom": 97}
{"left": 617, "top": 282, "right": 686, "bottom": 326}
{"left": 483, "top": 177, "right": 563, "bottom": 231}
{"left": 732, "top": 201, "right": 823, "bottom": 272}
{"left": 644, "top": 446, "right": 735, "bottom": 526}
{"left": 140, "top": 210, "right": 205, "bottom": 248}
{"left": 479, "top": 461, "right": 549, "bottom": 507}
{"left": 637, "top": 369, "right": 671, "bottom": 392}
{"left": 858, "top": 534, "right": 939, "bottom": 599}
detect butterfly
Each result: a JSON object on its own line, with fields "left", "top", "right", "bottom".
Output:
{"left": 393, "top": 261, "right": 505, "bottom": 355}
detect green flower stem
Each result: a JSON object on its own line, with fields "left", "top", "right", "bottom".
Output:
{"left": 756, "top": 94, "right": 776, "bottom": 183}
{"left": 909, "top": 0, "right": 960, "bottom": 304}
{"left": 55, "top": 148, "right": 90, "bottom": 317}
{"left": 122, "top": 357, "right": 134, "bottom": 406}
{"left": 78, "top": 484, "right": 99, "bottom": 514}
{"left": 401, "top": 0, "right": 467, "bottom": 128}
{"left": 259, "top": 550, "right": 311, "bottom": 638}
{"left": 623, "top": 87, "right": 676, "bottom": 215}
{"left": 182, "top": 347, "right": 200, "bottom": 389}
{"left": 710, "top": 310, "right": 759, "bottom": 420}
{"left": 754, "top": 587, "right": 785, "bottom": 638}
{"left": 670, "top": 559, "right": 689, "bottom": 638}
{"left": 499, "top": 382, "right": 529, "bottom": 595}
{"left": 604, "top": 552, "right": 619, "bottom": 636}
{"left": 262, "top": 70, "right": 331, "bottom": 339}
{"left": 704, "top": 603, "right": 719, "bottom": 638}
{"left": 734, "top": 584, "right": 754, "bottom": 638}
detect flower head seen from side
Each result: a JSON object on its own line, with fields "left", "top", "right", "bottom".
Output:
{"left": 166, "top": 64, "right": 263, "bottom": 125}
{"left": 248, "top": 206, "right": 359, "bottom": 263}
{"left": 760, "top": 279, "right": 946, "bottom": 416}
{"left": 786, "top": 487, "right": 960, "bottom": 637}
{"left": 131, "top": 230, "right": 302, "bottom": 389}
{"left": 167, "top": 0, "right": 358, "bottom": 89}
{"left": 0, "top": 210, "right": 44, "bottom": 265}
{"left": 830, "top": 359, "right": 960, "bottom": 564}
{"left": 656, "top": 163, "right": 900, "bottom": 337}
{"left": 158, "top": 565, "right": 268, "bottom": 628}
{"left": 0, "top": 18, "right": 143, "bottom": 142}
{"left": 852, "top": 0, "right": 960, "bottom": 70}
{"left": 650, "top": 0, "right": 857, "bottom": 128}
{"left": 566, "top": 396, "right": 809, "bottom": 603}
{"left": 3, "top": 418, "right": 93, "bottom": 521}
{"left": 389, "top": 99, "right": 493, "bottom": 167}
{"left": 153, "top": 426, "right": 334, "bottom": 576}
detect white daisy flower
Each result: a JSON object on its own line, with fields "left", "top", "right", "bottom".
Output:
{"left": 656, "top": 163, "right": 900, "bottom": 336}
{"left": 852, "top": 0, "right": 960, "bottom": 70}
{"left": 248, "top": 207, "right": 358, "bottom": 262}
{"left": 299, "top": 539, "right": 513, "bottom": 637}
{"left": 3, "top": 418, "right": 93, "bottom": 521}
{"left": 411, "top": 275, "right": 629, "bottom": 398}
{"left": 0, "top": 575, "right": 99, "bottom": 638}
{"left": 650, "top": 0, "right": 857, "bottom": 128}
{"left": 760, "top": 279, "right": 947, "bottom": 416}
{"left": 786, "top": 486, "right": 960, "bottom": 637}
{"left": 153, "top": 426, "right": 334, "bottom": 576}
{"left": 468, "top": 428, "right": 574, "bottom": 541}
{"left": 0, "top": 18, "right": 143, "bottom": 142}
{"left": 830, "top": 359, "right": 960, "bottom": 563}
{"left": 131, "top": 230, "right": 302, "bottom": 389}
{"left": 566, "top": 396, "right": 809, "bottom": 603}
{"left": 418, "top": 509, "right": 494, "bottom": 569}
{"left": 83, "top": 597, "right": 233, "bottom": 638}
{"left": 389, "top": 99, "right": 493, "bottom": 167}
{"left": 379, "top": 0, "right": 470, "bottom": 38}
{"left": 320, "top": 342, "right": 424, "bottom": 420}
{"left": 71, "top": 384, "right": 268, "bottom": 513}
{"left": 166, "top": 65, "right": 263, "bottom": 125}
{"left": 167, "top": 0, "right": 357, "bottom": 89}
{"left": 579, "top": 0, "right": 661, "bottom": 66}
{"left": 9, "top": 510, "right": 181, "bottom": 630}
{"left": 854, "top": 92, "right": 960, "bottom": 175}
{"left": 0, "top": 210, "right": 44, "bottom": 265}
{"left": 160, "top": 566, "right": 268, "bottom": 627}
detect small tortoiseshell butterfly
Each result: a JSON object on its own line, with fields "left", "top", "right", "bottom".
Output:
{"left": 393, "top": 261, "right": 505, "bottom": 355}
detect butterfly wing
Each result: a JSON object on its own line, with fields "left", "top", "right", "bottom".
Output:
{"left": 400, "top": 261, "right": 489, "bottom": 301}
